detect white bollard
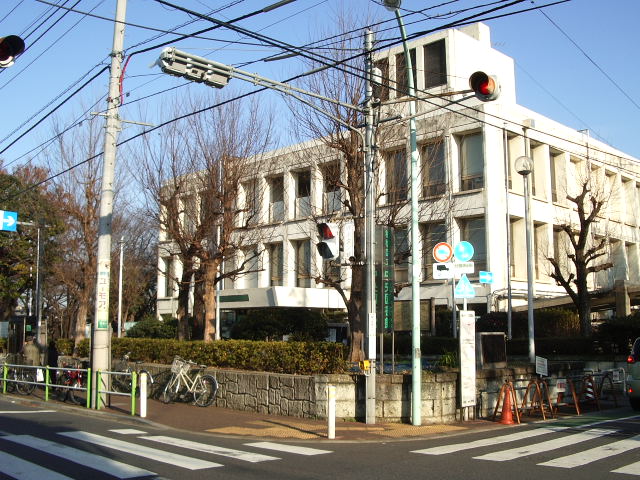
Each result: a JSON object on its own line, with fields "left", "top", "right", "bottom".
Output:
{"left": 327, "top": 385, "right": 336, "bottom": 440}
{"left": 140, "top": 372, "right": 147, "bottom": 418}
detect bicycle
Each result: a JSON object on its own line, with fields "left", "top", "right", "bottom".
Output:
{"left": 112, "top": 352, "right": 154, "bottom": 395}
{"left": 55, "top": 364, "right": 85, "bottom": 405}
{"left": 1, "top": 364, "right": 36, "bottom": 395}
{"left": 161, "top": 356, "right": 217, "bottom": 407}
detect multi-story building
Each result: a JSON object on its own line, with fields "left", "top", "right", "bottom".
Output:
{"left": 156, "top": 22, "right": 640, "bottom": 335}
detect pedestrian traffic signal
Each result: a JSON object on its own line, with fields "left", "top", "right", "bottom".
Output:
{"left": 469, "top": 71, "right": 500, "bottom": 102}
{"left": 0, "top": 35, "right": 25, "bottom": 68}
{"left": 316, "top": 222, "right": 339, "bottom": 260}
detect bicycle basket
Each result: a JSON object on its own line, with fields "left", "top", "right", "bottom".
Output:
{"left": 171, "top": 356, "right": 189, "bottom": 375}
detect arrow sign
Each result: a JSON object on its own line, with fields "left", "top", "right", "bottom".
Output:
{"left": 0, "top": 210, "right": 18, "bottom": 232}
{"left": 454, "top": 274, "right": 475, "bottom": 298}
{"left": 479, "top": 271, "right": 494, "bottom": 284}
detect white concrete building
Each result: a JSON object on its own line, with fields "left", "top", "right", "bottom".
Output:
{"left": 156, "top": 23, "right": 640, "bottom": 333}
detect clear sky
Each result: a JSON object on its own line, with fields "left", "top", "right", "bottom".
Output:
{"left": 1, "top": 0, "right": 638, "bottom": 177}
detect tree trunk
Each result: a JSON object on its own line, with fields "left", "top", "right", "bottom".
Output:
{"left": 176, "top": 266, "right": 193, "bottom": 340}
{"left": 74, "top": 295, "right": 89, "bottom": 351}
{"left": 348, "top": 263, "right": 365, "bottom": 362}
{"left": 202, "top": 259, "right": 219, "bottom": 342}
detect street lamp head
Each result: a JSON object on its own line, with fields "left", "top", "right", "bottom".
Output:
{"left": 515, "top": 156, "right": 533, "bottom": 176}
{"left": 382, "top": 0, "right": 402, "bottom": 11}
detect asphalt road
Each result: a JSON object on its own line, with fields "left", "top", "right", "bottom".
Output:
{"left": 0, "top": 398, "right": 639, "bottom": 480}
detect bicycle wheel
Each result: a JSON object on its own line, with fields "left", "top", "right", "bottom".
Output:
{"left": 161, "top": 375, "right": 178, "bottom": 404}
{"left": 112, "top": 373, "right": 131, "bottom": 393}
{"left": 193, "top": 375, "right": 217, "bottom": 407}
{"left": 16, "top": 370, "right": 36, "bottom": 395}
{"left": 3, "top": 369, "right": 17, "bottom": 393}
{"left": 67, "top": 378, "right": 85, "bottom": 405}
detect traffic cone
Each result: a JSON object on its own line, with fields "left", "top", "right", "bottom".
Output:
{"left": 499, "top": 385, "right": 515, "bottom": 425}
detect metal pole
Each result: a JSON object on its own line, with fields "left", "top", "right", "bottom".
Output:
{"left": 364, "top": 28, "right": 377, "bottom": 425}
{"left": 524, "top": 172, "right": 535, "bottom": 363}
{"left": 502, "top": 127, "right": 513, "bottom": 339}
{"left": 117, "top": 237, "right": 124, "bottom": 339}
{"left": 35, "top": 225, "right": 46, "bottom": 347}
{"left": 91, "top": 0, "right": 127, "bottom": 408}
{"left": 392, "top": 8, "right": 422, "bottom": 426}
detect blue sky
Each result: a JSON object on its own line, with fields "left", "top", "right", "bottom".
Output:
{"left": 1, "top": 0, "right": 638, "bottom": 175}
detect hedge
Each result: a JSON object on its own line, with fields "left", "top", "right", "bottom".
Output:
{"left": 73, "top": 338, "right": 348, "bottom": 375}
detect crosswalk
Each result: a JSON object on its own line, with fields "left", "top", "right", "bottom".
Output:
{"left": 412, "top": 417, "right": 640, "bottom": 476}
{"left": 0, "top": 428, "right": 332, "bottom": 479}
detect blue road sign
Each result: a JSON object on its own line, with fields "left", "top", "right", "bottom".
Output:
{"left": 479, "top": 271, "right": 494, "bottom": 284}
{"left": 454, "top": 241, "right": 474, "bottom": 262}
{"left": 454, "top": 274, "right": 475, "bottom": 298}
{"left": 0, "top": 210, "right": 18, "bottom": 232}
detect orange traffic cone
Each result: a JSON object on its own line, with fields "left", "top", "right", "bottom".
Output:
{"left": 499, "top": 385, "right": 515, "bottom": 425}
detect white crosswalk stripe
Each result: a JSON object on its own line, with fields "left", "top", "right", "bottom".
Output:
{"left": 473, "top": 428, "right": 617, "bottom": 462}
{"left": 412, "top": 424, "right": 640, "bottom": 476}
{"left": 0, "top": 429, "right": 335, "bottom": 479}
{"left": 58, "top": 431, "right": 223, "bottom": 470}
{"left": 3, "top": 434, "right": 156, "bottom": 479}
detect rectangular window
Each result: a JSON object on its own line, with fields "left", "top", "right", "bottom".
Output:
{"left": 294, "top": 239, "right": 312, "bottom": 287}
{"left": 423, "top": 39, "right": 447, "bottom": 88}
{"left": 163, "top": 256, "right": 175, "bottom": 297}
{"left": 550, "top": 151, "right": 560, "bottom": 202}
{"left": 459, "top": 132, "right": 484, "bottom": 191}
{"left": 182, "top": 194, "right": 198, "bottom": 235}
{"left": 394, "top": 227, "right": 409, "bottom": 284}
{"left": 421, "top": 141, "right": 446, "bottom": 197}
{"left": 243, "top": 179, "right": 260, "bottom": 225}
{"left": 422, "top": 222, "right": 447, "bottom": 280}
{"left": 269, "top": 176, "right": 284, "bottom": 222}
{"left": 242, "top": 248, "right": 259, "bottom": 288}
{"left": 295, "top": 171, "right": 311, "bottom": 218}
{"left": 395, "top": 48, "right": 416, "bottom": 97}
{"left": 373, "top": 58, "right": 389, "bottom": 101}
{"left": 459, "top": 217, "right": 486, "bottom": 273}
{"left": 321, "top": 162, "right": 341, "bottom": 214}
{"left": 385, "top": 149, "right": 407, "bottom": 203}
{"left": 268, "top": 243, "right": 283, "bottom": 286}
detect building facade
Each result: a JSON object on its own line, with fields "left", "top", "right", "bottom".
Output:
{"left": 156, "top": 23, "right": 640, "bottom": 333}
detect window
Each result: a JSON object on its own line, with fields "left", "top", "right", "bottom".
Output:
{"left": 385, "top": 149, "right": 407, "bottom": 203}
{"left": 459, "top": 133, "right": 484, "bottom": 191}
{"left": 242, "top": 248, "right": 260, "bottom": 288}
{"left": 395, "top": 48, "right": 416, "bottom": 97}
{"left": 421, "top": 141, "right": 445, "bottom": 197}
{"left": 534, "top": 222, "right": 547, "bottom": 280}
{"left": 162, "top": 256, "right": 175, "bottom": 297}
{"left": 394, "top": 227, "right": 409, "bottom": 283}
{"left": 242, "top": 179, "right": 260, "bottom": 225}
{"left": 182, "top": 194, "right": 198, "bottom": 235}
{"left": 422, "top": 222, "right": 447, "bottom": 280}
{"left": 321, "top": 162, "right": 341, "bottom": 213}
{"left": 268, "top": 243, "right": 283, "bottom": 286}
{"left": 459, "top": 217, "right": 486, "bottom": 273}
{"left": 423, "top": 39, "right": 447, "bottom": 88}
{"left": 373, "top": 58, "right": 389, "bottom": 101}
{"left": 269, "top": 176, "right": 284, "bottom": 222}
{"left": 550, "top": 150, "right": 562, "bottom": 203}
{"left": 294, "top": 239, "right": 312, "bottom": 287}
{"left": 295, "top": 171, "right": 311, "bottom": 218}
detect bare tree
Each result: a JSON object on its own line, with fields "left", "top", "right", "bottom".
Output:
{"left": 546, "top": 174, "right": 614, "bottom": 337}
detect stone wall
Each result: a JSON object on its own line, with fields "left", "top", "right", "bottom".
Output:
{"left": 141, "top": 361, "right": 622, "bottom": 423}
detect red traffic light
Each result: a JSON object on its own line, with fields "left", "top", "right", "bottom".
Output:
{"left": 317, "top": 222, "right": 336, "bottom": 239}
{"left": 469, "top": 71, "right": 500, "bottom": 102}
{"left": 0, "top": 35, "right": 25, "bottom": 68}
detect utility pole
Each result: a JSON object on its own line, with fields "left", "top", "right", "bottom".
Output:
{"left": 91, "top": 0, "right": 127, "bottom": 408}
{"left": 363, "top": 28, "right": 377, "bottom": 425}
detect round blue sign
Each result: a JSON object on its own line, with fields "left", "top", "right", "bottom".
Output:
{"left": 454, "top": 241, "right": 474, "bottom": 262}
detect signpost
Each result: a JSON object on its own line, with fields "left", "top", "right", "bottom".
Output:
{"left": 459, "top": 310, "right": 476, "bottom": 410}
{"left": 0, "top": 210, "right": 18, "bottom": 232}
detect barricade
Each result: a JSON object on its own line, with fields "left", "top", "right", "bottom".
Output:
{"left": 519, "top": 377, "right": 554, "bottom": 420}
{"left": 552, "top": 377, "right": 580, "bottom": 415}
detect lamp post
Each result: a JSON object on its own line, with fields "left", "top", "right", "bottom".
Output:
{"left": 515, "top": 155, "right": 535, "bottom": 363}
{"left": 383, "top": 0, "right": 422, "bottom": 426}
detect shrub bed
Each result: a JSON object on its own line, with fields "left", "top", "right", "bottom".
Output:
{"left": 74, "top": 338, "right": 348, "bottom": 375}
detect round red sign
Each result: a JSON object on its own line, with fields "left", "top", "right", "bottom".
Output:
{"left": 432, "top": 242, "right": 453, "bottom": 263}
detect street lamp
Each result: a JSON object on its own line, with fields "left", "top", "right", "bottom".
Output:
{"left": 383, "top": 0, "right": 422, "bottom": 427}
{"left": 515, "top": 155, "right": 535, "bottom": 363}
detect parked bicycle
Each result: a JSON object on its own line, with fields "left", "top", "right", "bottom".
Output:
{"left": 161, "top": 356, "right": 217, "bottom": 407}
{"left": 55, "top": 364, "right": 86, "bottom": 405}
{"left": 111, "top": 352, "right": 154, "bottom": 395}
{"left": 1, "top": 363, "right": 36, "bottom": 395}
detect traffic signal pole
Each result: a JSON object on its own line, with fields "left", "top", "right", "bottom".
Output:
{"left": 91, "top": 0, "right": 127, "bottom": 408}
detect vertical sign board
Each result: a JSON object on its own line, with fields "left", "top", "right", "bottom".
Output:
{"left": 459, "top": 310, "right": 476, "bottom": 408}
{"left": 382, "top": 227, "right": 394, "bottom": 331}
{"left": 535, "top": 356, "right": 548, "bottom": 377}
{"left": 96, "top": 261, "right": 111, "bottom": 330}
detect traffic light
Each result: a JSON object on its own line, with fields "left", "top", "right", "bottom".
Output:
{"left": 0, "top": 35, "right": 25, "bottom": 68}
{"left": 157, "top": 47, "right": 231, "bottom": 89}
{"left": 469, "top": 71, "right": 500, "bottom": 102}
{"left": 316, "top": 222, "right": 339, "bottom": 260}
